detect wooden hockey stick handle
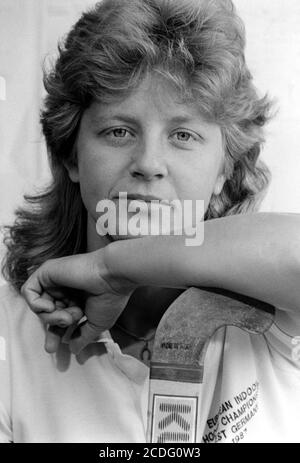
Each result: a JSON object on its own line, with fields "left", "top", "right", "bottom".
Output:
{"left": 147, "top": 287, "right": 275, "bottom": 443}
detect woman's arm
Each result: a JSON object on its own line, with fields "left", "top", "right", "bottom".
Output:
{"left": 105, "top": 212, "right": 300, "bottom": 312}
{"left": 22, "top": 212, "right": 300, "bottom": 353}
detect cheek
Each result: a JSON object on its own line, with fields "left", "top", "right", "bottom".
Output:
{"left": 189, "top": 149, "right": 224, "bottom": 197}
{"left": 77, "top": 149, "right": 128, "bottom": 217}
{"left": 76, "top": 155, "right": 109, "bottom": 214}
{"left": 178, "top": 166, "right": 219, "bottom": 200}
{"left": 191, "top": 183, "right": 216, "bottom": 212}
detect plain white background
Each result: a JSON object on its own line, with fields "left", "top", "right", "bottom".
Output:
{"left": 0, "top": 0, "right": 300, "bottom": 283}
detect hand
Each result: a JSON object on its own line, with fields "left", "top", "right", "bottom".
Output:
{"left": 21, "top": 248, "right": 137, "bottom": 354}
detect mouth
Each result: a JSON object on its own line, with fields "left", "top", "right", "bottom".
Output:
{"left": 113, "top": 193, "right": 171, "bottom": 205}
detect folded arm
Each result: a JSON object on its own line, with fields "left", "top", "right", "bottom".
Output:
{"left": 22, "top": 212, "right": 300, "bottom": 352}
{"left": 105, "top": 212, "right": 300, "bottom": 312}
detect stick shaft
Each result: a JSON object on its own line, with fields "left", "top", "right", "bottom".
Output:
{"left": 147, "top": 378, "right": 202, "bottom": 443}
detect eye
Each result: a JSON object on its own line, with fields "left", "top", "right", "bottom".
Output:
{"left": 108, "top": 128, "right": 129, "bottom": 138}
{"left": 171, "top": 130, "right": 200, "bottom": 144}
{"left": 100, "top": 127, "right": 135, "bottom": 145}
{"left": 175, "top": 131, "right": 193, "bottom": 142}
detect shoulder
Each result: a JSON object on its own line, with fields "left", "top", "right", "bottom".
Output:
{"left": 0, "top": 283, "right": 41, "bottom": 335}
{"left": 0, "top": 283, "right": 27, "bottom": 316}
{"left": 0, "top": 283, "right": 23, "bottom": 304}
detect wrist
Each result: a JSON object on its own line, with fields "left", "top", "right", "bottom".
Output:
{"left": 101, "top": 241, "right": 138, "bottom": 293}
{"left": 102, "top": 235, "right": 188, "bottom": 289}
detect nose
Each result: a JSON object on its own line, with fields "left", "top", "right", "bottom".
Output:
{"left": 129, "top": 138, "right": 168, "bottom": 181}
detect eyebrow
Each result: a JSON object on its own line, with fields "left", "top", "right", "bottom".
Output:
{"left": 90, "top": 115, "right": 138, "bottom": 126}
{"left": 90, "top": 113, "right": 204, "bottom": 126}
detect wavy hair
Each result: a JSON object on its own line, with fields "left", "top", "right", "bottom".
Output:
{"left": 2, "top": 0, "right": 273, "bottom": 290}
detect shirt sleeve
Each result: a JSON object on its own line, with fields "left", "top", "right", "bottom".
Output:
{"left": 264, "top": 307, "right": 300, "bottom": 371}
{"left": 0, "top": 295, "right": 13, "bottom": 443}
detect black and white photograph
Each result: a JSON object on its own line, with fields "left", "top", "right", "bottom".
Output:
{"left": 0, "top": 0, "right": 299, "bottom": 445}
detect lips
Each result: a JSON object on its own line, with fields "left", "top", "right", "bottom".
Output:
{"left": 114, "top": 193, "right": 171, "bottom": 205}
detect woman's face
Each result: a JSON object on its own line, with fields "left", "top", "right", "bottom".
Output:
{"left": 68, "top": 74, "right": 226, "bottom": 250}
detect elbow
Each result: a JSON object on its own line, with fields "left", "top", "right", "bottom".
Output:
{"left": 279, "top": 231, "right": 300, "bottom": 311}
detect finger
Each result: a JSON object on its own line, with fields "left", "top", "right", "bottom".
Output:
{"left": 54, "top": 300, "right": 67, "bottom": 309}
{"left": 44, "top": 326, "right": 66, "bottom": 353}
{"left": 69, "top": 321, "right": 103, "bottom": 355}
{"left": 39, "top": 305, "right": 84, "bottom": 327}
{"left": 68, "top": 293, "right": 130, "bottom": 354}
{"left": 22, "top": 277, "right": 73, "bottom": 314}
{"left": 21, "top": 276, "right": 53, "bottom": 313}
{"left": 39, "top": 310, "right": 74, "bottom": 327}
{"left": 44, "top": 287, "right": 71, "bottom": 302}
{"left": 65, "top": 306, "right": 84, "bottom": 323}
{"left": 42, "top": 291, "right": 69, "bottom": 310}
{"left": 43, "top": 292, "right": 83, "bottom": 316}
{"left": 44, "top": 289, "right": 83, "bottom": 310}
{"left": 42, "top": 289, "right": 78, "bottom": 311}
{"left": 22, "top": 283, "right": 56, "bottom": 313}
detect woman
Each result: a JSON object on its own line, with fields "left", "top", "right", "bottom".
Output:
{"left": 1, "top": 0, "right": 300, "bottom": 443}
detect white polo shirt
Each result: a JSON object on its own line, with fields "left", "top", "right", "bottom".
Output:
{"left": 0, "top": 284, "right": 299, "bottom": 443}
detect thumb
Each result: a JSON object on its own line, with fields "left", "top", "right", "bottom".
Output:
{"left": 69, "top": 292, "right": 132, "bottom": 354}
{"left": 69, "top": 320, "right": 104, "bottom": 355}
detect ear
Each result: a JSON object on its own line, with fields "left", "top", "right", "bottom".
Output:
{"left": 213, "top": 174, "right": 226, "bottom": 196}
{"left": 63, "top": 160, "right": 79, "bottom": 183}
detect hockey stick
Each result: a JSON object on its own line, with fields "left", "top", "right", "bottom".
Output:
{"left": 146, "top": 287, "right": 274, "bottom": 443}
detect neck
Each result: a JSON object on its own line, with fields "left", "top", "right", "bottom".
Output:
{"left": 112, "top": 286, "right": 184, "bottom": 365}
{"left": 117, "top": 286, "right": 185, "bottom": 336}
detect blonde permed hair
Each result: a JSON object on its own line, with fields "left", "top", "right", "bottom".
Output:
{"left": 3, "top": 0, "right": 273, "bottom": 290}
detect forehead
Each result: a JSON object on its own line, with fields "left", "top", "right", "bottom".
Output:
{"left": 86, "top": 74, "right": 216, "bottom": 127}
